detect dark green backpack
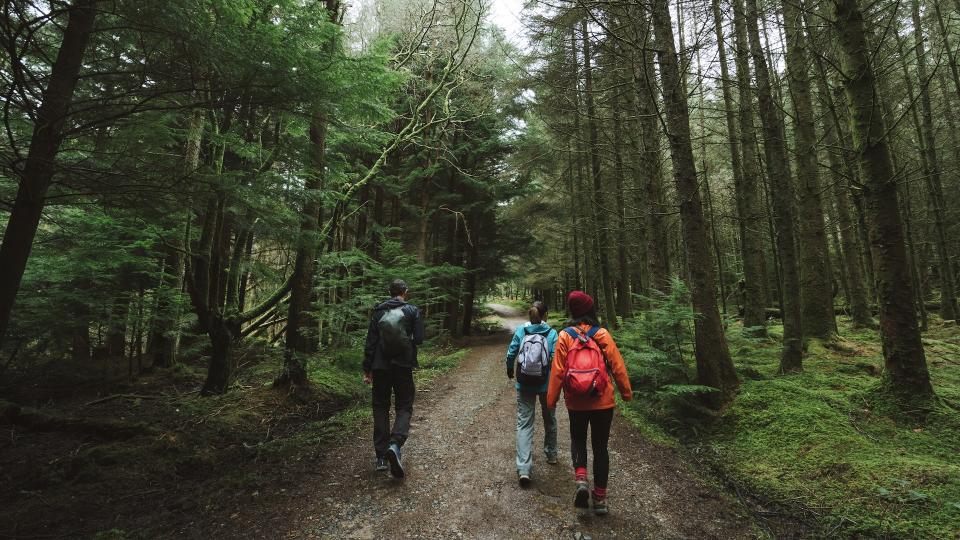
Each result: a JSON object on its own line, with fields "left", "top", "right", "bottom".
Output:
{"left": 378, "top": 306, "right": 411, "bottom": 356}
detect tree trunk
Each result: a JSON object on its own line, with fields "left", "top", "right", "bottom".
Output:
{"left": 910, "top": 0, "right": 958, "bottom": 320}
{"left": 629, "top": 11, "right": 670, "bottom": 293}
{"left": 743, "top": 0, "right": 804, "bottom": 371}
{"left": 277, "top": 113, "right": 327, "bottom": 388}
{"left": 0, "top": 0, "right": 98, "bottom": 347}
{"left": 813, "top": 75, "right": 874, "bottom": 327}
{"left": 581, "top": 18, "right": 618, "bottom": 328}
{"left": 729, "top": 0, "right": 769, "bottom": 334}
{"left": 610, "top": 89, "right": 633, "bottom": 319}
{"left": 149, "top": 108, "right": 205, "bottom": 367}
{"left": 781, "top": 0, "right": 837, "bottom": 338}
{"left": 460, "top": 210, "right": 480, "bottom": 336}
{"left": 651, "top": 0, "right": 739, "bottom": 408}
{"left": 830, "top": 0, "right": 933, "bottom": 398}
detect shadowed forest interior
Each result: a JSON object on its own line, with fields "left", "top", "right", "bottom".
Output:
{"left": 1, "top": 0, "right": 959, "bottom": 538}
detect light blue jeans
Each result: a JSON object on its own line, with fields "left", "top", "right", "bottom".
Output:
{"left": 516, "top": 390, "right": 557, "bottom": 475}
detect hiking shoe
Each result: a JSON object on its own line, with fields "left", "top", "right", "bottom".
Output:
{"left": 592, "top": 491, "right": 608, "bottom": 515}
{"left": 574, "top": 480, "right": 590, "bottom": 508}
{"left": 386, "top": 442, "right": 404, "bottom": 478}
{"left": 546, "top": 454, "right": 558, "bottom": 465}
{"left": 376, "top": 457, "right": 389, "bottom": 472}
{"left": 518, "top": 473, "right": 531, "bottom": 488}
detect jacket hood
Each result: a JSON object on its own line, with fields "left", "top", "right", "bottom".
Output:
{"left": 524, "top": 322, "right": 553, "bottom": 334}
{"left": 375, "top": 297, "right": 408, "bottom": 311}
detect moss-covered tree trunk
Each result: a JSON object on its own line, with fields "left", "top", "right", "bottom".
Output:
{"left": 830, "top": 0, "right": 933, "bottom": 398}
{"left": 651, "top": 0, "right": 739, "bottom": 408}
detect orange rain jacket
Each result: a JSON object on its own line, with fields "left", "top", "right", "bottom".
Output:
{"left": 546, "top": 323, "right": 633, "bottom": 411}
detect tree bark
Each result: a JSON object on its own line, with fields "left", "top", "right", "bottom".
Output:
{"left": 626, "top": 8, "right": 670, "bottom": 294}
{"left": 651, "top": 0, "right": 739, "bottom": 408}
{"left": 277, "top": 113, "right": 327, "bottom": 388}
{"left": 0, "top": 0, "right": 98, "bottom": 347}
{"left": 730, "top": 0, "right": 769, "bottom": 334}
{"left": 910, "top": 0, "right": 958, "bottom": 320}
{"left": 781, "top": 0, "right": 837, "bottom": 338}
{"left": 830, "top": 0, "right": 933, "bottom": 398}
{"left": 581, "top": 18, "right": 618, "bottom": 328}
{"left": 743, "top": 0, "right": 804, "bottom": 371}
{"left": 610, "top": 89, "right": 633, "bottom": 319}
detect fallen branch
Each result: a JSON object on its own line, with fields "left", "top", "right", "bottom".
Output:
{"left": 82, "top": 394, "right": 162, "bottom": 407}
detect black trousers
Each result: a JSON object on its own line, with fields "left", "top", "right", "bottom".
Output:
{"left": 568, "top": 408, "right": 614, "bottom": 489}
{"left": 372, "top": 365, "right": 415, "bottom": 457}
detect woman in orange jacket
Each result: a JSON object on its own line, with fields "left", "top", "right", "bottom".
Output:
{"left": 546, "top": 291, "right": 632, "bottom": 515}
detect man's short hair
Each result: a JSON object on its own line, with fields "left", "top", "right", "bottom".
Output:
{"left": 389, "top": 279, "right": 408, "bottom": 297}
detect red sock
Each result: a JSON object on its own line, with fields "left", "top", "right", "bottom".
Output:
{"left": 575, "top": 467, "right": 587, "bottom": 482}
{"left": 593, "top": 487, "right": 607, "bottom": 498}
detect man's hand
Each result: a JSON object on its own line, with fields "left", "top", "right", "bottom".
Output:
{"left": 363, "top": 371, "right": 372, "bottom": 385}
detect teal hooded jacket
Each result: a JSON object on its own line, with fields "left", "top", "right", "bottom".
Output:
{"left": 505, "top": 322, "right": 558, "bottom": 394}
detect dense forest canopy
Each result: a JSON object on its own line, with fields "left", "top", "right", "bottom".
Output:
{"left": 0, "top": 0, "right": 531, "bottom": 393}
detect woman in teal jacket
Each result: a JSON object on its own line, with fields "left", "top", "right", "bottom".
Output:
{"left": 505, "top": 303, "right": 559, "bottom": 486}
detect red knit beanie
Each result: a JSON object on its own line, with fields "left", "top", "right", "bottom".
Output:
{"left": 567, "top": 290, "right": 595, "bottom": 319}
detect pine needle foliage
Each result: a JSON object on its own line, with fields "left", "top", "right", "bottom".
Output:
{"left": 620, "top": 277, "right": 719, "bottom": 424}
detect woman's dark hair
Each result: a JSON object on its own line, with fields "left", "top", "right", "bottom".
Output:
{"left": 532, "top": 300, "right": 547, "bottom": 319}
{"left": 566, "top": 307, "right": 600, "bottom": 328}
{"left": 528, "top": 307, "right": 542, "bottom": 325}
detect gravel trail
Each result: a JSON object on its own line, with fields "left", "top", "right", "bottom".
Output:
{"left": 250, "top": 305, "right": 759, "bottom": 539}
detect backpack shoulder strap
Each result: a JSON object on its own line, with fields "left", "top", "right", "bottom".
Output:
{"left": 586, "top": 326, "right": 611, "bottom": 367}
{"left": 563, "top": 327, "right": 580, "bottom": 340}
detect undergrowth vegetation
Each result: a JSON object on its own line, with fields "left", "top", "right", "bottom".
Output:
{"left": 0, "top": 341, "right": 466, "bottom": 537}
{"left": 618, "top": 280, "right": 960, "bottom": 538}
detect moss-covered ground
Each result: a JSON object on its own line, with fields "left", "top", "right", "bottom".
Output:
{"left": 621, "top": 317, "right": 960, "bottom": 539}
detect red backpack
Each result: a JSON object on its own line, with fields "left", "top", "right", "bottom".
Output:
{"left": 562, "top": 326, "right": 609, "bottom": 398}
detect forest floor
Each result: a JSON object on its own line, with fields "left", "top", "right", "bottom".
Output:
{"left": 0, "top": 305, "right": 768, "bottom": 539}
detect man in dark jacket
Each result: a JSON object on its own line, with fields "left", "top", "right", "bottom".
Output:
{"left": 363, "top": 279, "right": 424, "bottom": 478}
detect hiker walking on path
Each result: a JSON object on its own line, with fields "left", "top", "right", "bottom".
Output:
{"left": 506, "top": 303, "right": 559, "bottom": 487}
{"left": 363, "top": 279, "right": 424, "bottom": 478}
{"left": 547, "top": 291, "right": 632, "bottom": 515}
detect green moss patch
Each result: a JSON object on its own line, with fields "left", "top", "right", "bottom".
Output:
{"left": 665, "top": 317, "right": 960, "bottom": 538}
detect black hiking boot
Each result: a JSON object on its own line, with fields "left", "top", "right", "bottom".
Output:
{"left": 386, "top": 442, "right": 404, "bottom": 478}
{"left": 574, "top": 480, "right": 590, "bottom": 508}
{"left": 376, "top": 457, "right": 389, "bottom": 472}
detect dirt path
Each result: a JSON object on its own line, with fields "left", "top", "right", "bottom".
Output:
{"left": 235, "top": 305, "right": 758, "bottom": 539}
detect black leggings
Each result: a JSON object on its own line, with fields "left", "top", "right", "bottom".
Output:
{"left": 568, "top": 408, "right": 614, "bottom": 488}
